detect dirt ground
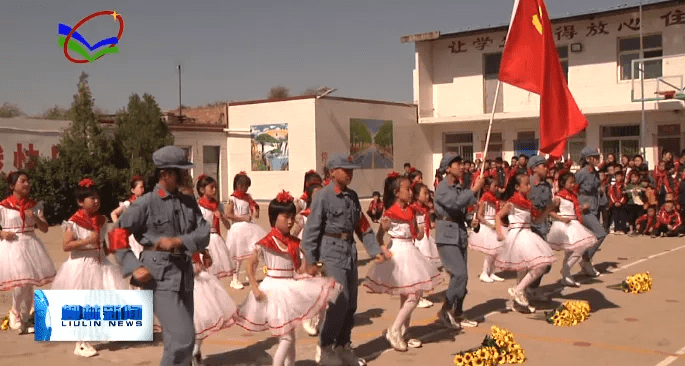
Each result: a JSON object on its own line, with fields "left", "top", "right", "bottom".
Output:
{"left": 1, "top": 216, "right": 685, "bottom": 366}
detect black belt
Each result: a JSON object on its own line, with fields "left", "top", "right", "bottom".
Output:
{"left": 324, "top": 232, "right": 353, "bottom": 240}
{"left": 142, "top": 246, "right": 184, "bottom": 255}
{"left": 436, "top": 215, "right": 456, "bottom": 222}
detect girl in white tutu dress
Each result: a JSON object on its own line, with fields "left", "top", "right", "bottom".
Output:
{"left": 547, "top": 172, "right": 597, "bottom": 287}
{"left": 410, "top": 182, "right": 441, "bottom": 309}
{"left": 494, "top": 173, "right": 558, "bottom": 312}
{"left": 365, "top": 173, "right": 443, "bottom": 352}
{"left": 235, "top": 191, "right": 341, "bottom": 366}
{"left": 196, "top": 174, "right": 235, "bottom": 279}
{"left": 0, "top": 171, "right": 56, "bottom": 334}
{"left": 190, "top": 249, "right": 237, "bottom": 365}
{"left": 291, "top": 182, "right": 325, "bottom": 337}
{"left": 468, "top": 176, "right": 506, "bottom": 283}
{"left": 110, "top": 175, "right": 145, "bottom": 259}
{"left": 225, "top": 172, "right": 266, "bottom": 289}
{"left": 51, "top": 178, "right": 128, "bottom": 357}
{"left": 294, "top": 170, "right": 322, "bottom": 215}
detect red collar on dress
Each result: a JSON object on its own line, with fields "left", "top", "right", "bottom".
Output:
{"left": 383, "top": 202, "right": 417, "bottom": 239}
{"left": 508, "top": 192, "right": 540, "bottom": 217}
{"left": 410, "top": 202, "right": 430, "bottom": 237}
{"left": 257, "top": 228, "right": 302, "bottom": 269}
{"left": 69, "top": 209, "right": 105, "bottom": 233}
{"left": 556, "top": 189, "right": 583, "bottom": 224}
{"left": 232, "top": 190, "right": 259, "bottom": 210}
{"left": 0, "top": 195, "right": 36, "bottom": 230}
{"left": 198, "top": 196, "right": 220, "bottom": 234}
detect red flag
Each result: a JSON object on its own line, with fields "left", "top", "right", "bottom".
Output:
{"left": 499, "top": 0, "right": 588, "bottom": 158}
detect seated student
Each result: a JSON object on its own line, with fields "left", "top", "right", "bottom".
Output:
{"left": 635, "top": 206, "right": 658, "bottom": 237}
{"left": 367, "top": 191, "right": 384, "bottom": 223}
{"left": 655, "top": 200, "right": 685, "bottom": 237}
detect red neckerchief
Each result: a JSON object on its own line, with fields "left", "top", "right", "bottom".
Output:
{"left": 556, "top": 189, "right": 583, "bottom": 224}
{"left": 128, "top": 195, "right": 137, "bottom": 204}
{"left": 257, "top": 227, "right": 301, "bottom": 269}
{"left": 198, "top": 196, "right": 220, "bottom": 234}
{"left": 69, "top": 209, "right": 105, "bottom": 234}
{"left": 508, "top": 191, "right": 540, "bottom": 218}
{"left": 323, "top": 178, "right": 331, "bottom": 186}
{"left": 480, "top": 190, "right": 500, "bottom": 211}
{"left": 300, "top": 192, "right": 309, "bottom": 202}
{"left": 0, "top": 195, "right": 36, "bottom": 231}
{"left": 383, "top": 202, "right": 417, "bottom": 239}
{"left": 232, "top": 190, "right": 258, "bottom": 211}
{"left": 410, "top": 201, "right": 430, "bottom": 238}
{"left": 300, "top": 208, "right": 311, "bottom": 217}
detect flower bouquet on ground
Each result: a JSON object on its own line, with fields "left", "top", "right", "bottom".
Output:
{"left": 545, "top": 300, "right": 590, "bottom": 326}
{"left": 453, "top": 325, "right": 526, "bottom": 366}
{"left": 622, "top": 272, "right": 652, "bottom": 294}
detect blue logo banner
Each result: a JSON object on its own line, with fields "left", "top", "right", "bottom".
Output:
{"left": 34, "top": 290, "right": 153, "bottom": 341}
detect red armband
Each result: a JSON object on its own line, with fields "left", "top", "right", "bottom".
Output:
{"left": 358, "top": 214, "right": 371, "bottom": 234}
{"left": 191, "top": 252, "right": 202, "bottom": 264}
{"left": 108, "top": 228, "right": 131, "bottom": 251}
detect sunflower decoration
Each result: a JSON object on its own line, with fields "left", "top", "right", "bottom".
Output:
{"left": 621, "top": 272, "right": 653, "bottom": 294}
{"left": 453, "top": 325, "right": 526, "bottom": 365}
{"left": 1, "top": 311, "right": 9, "bottom": 331}
{"left": 545, "top": 300, "right": 590, "bottom": 326}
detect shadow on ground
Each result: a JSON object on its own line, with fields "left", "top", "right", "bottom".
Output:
{"left": 203, "top": 337, "right": 278, "bottom": 366}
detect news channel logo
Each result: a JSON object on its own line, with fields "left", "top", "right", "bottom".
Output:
{"left": 34, "top": 290, "right": 153, "bottom": 341}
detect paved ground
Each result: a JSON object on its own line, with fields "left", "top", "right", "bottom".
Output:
{"left": 1, "top": 217, "right": 685, "bottom": 366}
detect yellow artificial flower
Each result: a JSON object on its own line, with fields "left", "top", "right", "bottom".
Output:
{"left": 476, "top": 348, "right": 487, "bottom": 359}
{"left": 496, "top": 355, "right": 506, "bottom": 365}
{"left": 506, "top": 353, "right": 516, "bottom": 363}
{"left": 464, "top": 353, "right": 473, "bottom": 362}
{"left": 454, "top": 355, "right": 465, "bottom": 365}
{"left": 474, "top": 358, "right": 484, "bottom": 366}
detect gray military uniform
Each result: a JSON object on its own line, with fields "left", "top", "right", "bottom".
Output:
{"left": 114, "top": 147, "right": 210, "bottom": 366}
{"left": 301, "top": 158, "right": 381, "bottom": 351}
{"left": 527, "top": 155, "right": 553, "bottom": 288}
{"left": 575, "top": 148, "right": 607, "bottom": 260}
{"left": 434, "top": 173, "right": 476, "bottom": 314}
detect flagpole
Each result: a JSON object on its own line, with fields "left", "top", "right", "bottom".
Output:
{"left": 481, "top": 80, "right": 502, "bottom": 176}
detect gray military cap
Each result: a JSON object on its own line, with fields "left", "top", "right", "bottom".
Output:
{"left": 152, "top": 146, "right": 194, "bottom": 169}
{"left": 439, "top": 152, "right": 462, "bottom": 171}
{"left": 527, "top": 155, "right": 547, "bottom": 170}
{"left": 581, "top": 147, "right": 600, "bottom": 158}
{"left": 327, "top": 154, "right": 361, "bottom": 170}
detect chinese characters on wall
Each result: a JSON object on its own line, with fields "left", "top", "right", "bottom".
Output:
{"left": 0, "top": 143, "right": 60, "bottom": 172}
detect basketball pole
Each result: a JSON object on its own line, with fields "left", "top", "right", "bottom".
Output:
{"left": 481, "top": 80, "right": 502, "bottom": 176}
{"left": 639, "top": 1, "right": 647, "bottom": 164}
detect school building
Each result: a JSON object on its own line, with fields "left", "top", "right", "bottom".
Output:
{"left": 402, "top": 0, "right": 685, "bottom": 170}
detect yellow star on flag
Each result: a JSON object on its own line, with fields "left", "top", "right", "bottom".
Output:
{"left": 532, "top": 7, "right": 543, "bottom": 34}
{"left": 112, "top": 10, "right": 120, "bottom": 21}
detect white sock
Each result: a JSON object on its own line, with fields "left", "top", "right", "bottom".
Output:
{"left": 193, "top": 339, "right": 202, "bottom": 356}
{"left": 392, "top": 292, "right": 420, "bottom": 332}
{"left": 273, "top": 330, "right": 295, "bottom": 366}
{"left": 516, "top": 267, "right": 546, "bottom": 292}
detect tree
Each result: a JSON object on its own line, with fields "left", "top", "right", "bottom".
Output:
{"left": 26, "top": 72, "right": 127, "bottom": 224}
{"left": 374, "top": 120, "right": 393, "bottom": 154}
{"left": 0, "top": 102, "right": 23, "bottom": 118}
{"left": 301, "top": 87, "right": 320, "bottom": 96}
{"left": 43, "top": 105, "right": 72, "bottom": 120}
{"left": 255, "top": 133, "right": 278, "bottom": 156}
{"left": 114, "top": 93, "right": 174, "bottom": 177}
{"left": 268, "top": 86, "right": 290, "bottom": 99}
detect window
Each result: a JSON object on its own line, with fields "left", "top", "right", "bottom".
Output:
{"left": 601, "top": 125, "right": 640, "bottom": 158}
{"left": 657, "top": 124, "right": 681, "bottom": 159}
{"left": 557, "top": 46, "right": 569, "bottom": 81}
{"left": 481, "top": 132, "right": 503, "bottom": 161}
{"left": 514, "top": 131, "right": 538, "bottom": 157}
{"left": 618, "top": 34, "right": 662, "bottom": 81}
{"left": 483, "top": 53, "right": 503, "bottom": 113}
{"left": 203, "top": 146, "right": 221, "bottom": 201}
{"left": 567, "top": 129, "right": 586, "bottom": 163}
{"left": 444, "top": 132, "right": 473, "bottom": 161}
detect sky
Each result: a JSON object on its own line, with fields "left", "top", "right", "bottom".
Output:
{"left": 0, "top": 0, "right": 656, "bottom": 116}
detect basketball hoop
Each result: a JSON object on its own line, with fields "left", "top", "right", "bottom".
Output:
{"left": 655, "top": 91, "right": 676, "bottom": 99}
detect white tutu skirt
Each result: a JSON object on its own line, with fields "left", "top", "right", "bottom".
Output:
{"left": 51, "top": 256, "right": 129, "bottom": 290}
{"left": 128, "top": 234, "right": 144, "bottom": 259}
{"left": 414, "top": 235, "right": 442, "bottom": 268}
{"left": 227, "top": 222, "right": 267, "bottom": 261}
{"left": 547, "top": 220, "right": 597, "bottom": 252}
{"left": 495, "top": 228, "right": 556, "bottom": 271}
{"left": 0, "top": 234, "right": 56, "bottom": 291}
{"left": 194, "top": 271, "right": 236, "bottom": 340}
{"left": 234, "top": 275, "right": 341, "bottom": 336}
{"left": 468, "top": 223, "right": 505, "bottom": 256}
{"left": 364, "top": 239, "right": 444, "bottom": 295}
{"left": 206, "top": 233, "right": 235, "bottom": 279}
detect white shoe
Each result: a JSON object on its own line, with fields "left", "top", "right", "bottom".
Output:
{"left": 335, "top": 343, "right": 367, "bottom": 366}
{"left": 74, "top": 342, "right": 98, "bottom": 357}
{"left": 489, "top": 273, "right": 505, "bottom": 282}
{"left": 230, "top": 278, "right": 244, "bottom": 290}
{"left": 416, "top": 297, "right": 433, "bottom": 308}
{"left": 8, "top": 311, "right": 21, "bottom": 330}
{"left": 315, "top": 344, "right": 322, "bottom": 364}
{"left": 561, "top": 276, "right": 580, "bottom": 287}
{"left": 302, "top": 317, "right": 320, "bottom": 337}
{"left": 319, "top": 344, "right": 343, "bottom": 366}
{"left": 479, "top": 272, "right": 494, "bottom": 283}
{"left": 385, "top": 328, "right": 408, "bottom": 352}
{"left": 398, "top": 325, "right": 422, "bottom": 348}
{"left": 457, "top": 317, "right": 478, "bottom": 328}
{"left": 580, "top": 260, "right": 600, "bottom": 277}
{"left": 508, "top": 287, "right": 529, "bottom": 307}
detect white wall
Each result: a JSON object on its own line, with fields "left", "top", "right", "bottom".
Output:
{"left": 315, "top": 98, "right": 426, "bottom": 198}
{"left": 0, "top": 118, "right": 68, "bottom": 173}
{"left": 227, "top": 98, "right": 317, "bottom": 200}
{"left": 172, "top": 130, "right": 228, "bottom": 201}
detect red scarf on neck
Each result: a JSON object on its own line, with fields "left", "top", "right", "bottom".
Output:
{"left": 257, "top": 227, "right": 302, "bottom": 269}
{"left": 69, "top": 209, "right": 105, "bottom": 233}
{"left": 410, "top": 201, "right": 430, "bottom": 238}
{"left": 300, "top": 192, "right": 309, "bottom": 202}
{"left": 0, "top": 195, "right": 36, "bottom": 231}
{"left": 198, "top": 196, "right": 220, "bottom": 234}
{"left": 300, "top": 208, "right": 311, "bottom": 217}
{"left": 556, "top": 189, "right": 583, "bottom": 224}
{"left": 232, "top": 190, "right": 259, "bottom": 211}
{"left": 129, "top": 194, "right": 138, "bottom": 204}
{"left": 508, "top": 192, "right": 540, "bottom": 218}
{"left": 383, "top": 202, "right": 417, "bottom": 239}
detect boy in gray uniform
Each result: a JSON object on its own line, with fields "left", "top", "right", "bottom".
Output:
{"left": 575, "top": 147, "right": 605, "bottom": 277}
{"left": 434, "top": 153, "right": 484, "bottom": 329}
{"left": 301, "top": 154, "right": 389, "bottom": 366}
{"left": 110, "top": 146, "right": 210, "bottom": 366}
{"left": 526, "top": 155, "right": 553, "bottom": 302}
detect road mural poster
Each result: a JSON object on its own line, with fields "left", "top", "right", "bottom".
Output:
{"left": 349, "top": 119, "right": 393, "bottom": 169}
{"left": 251, "top": 123, "right": 289, "bottom": 171}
